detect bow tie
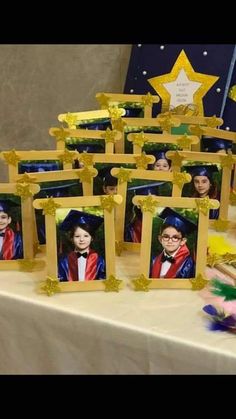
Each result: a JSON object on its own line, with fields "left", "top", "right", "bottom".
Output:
{"left": 161, "top": 254, "right": 175, "bottom": 263}
{"left": 0, "top": 233, "right": 5, "bottom": 237}
{"left": 76, "top": 252, "right": 88, "bottom": 258}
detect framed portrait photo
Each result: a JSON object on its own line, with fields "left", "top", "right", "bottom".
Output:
{"left": 33, "top": 194, "right": 123, "bottom": 294}
{"left": 131, "top": 195, "right": 220, "bottom": 290}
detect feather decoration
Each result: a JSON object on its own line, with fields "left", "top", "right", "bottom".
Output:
{"left": 207, "top": 235, "right": 236, "bottom": 256}
{"left": 203, "top": 304, "right": 236, "bottom": 333}
{"left": 210, "top": 278, "right": 236, "bottom": 301}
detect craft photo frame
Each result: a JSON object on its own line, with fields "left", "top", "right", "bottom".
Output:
{"left": 111, "top": 167, "right": 191, "bottom": 253}
{"left": 166, "top": 150, "right": 236, "bottom": 229}
{"left": 57, "top": 109, "right": 126, "bottom": 129}
{"left": 131, "top": 195, "right": 220, "bottom": 290}
{"left": 0, "top": 182, "right": 45, "bottom": 271}
{"left": 33, "top": 194, "right": 123, "bottom": 294}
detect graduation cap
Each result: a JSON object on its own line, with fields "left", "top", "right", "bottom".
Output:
{"left": 124, "top": 107, "right": 142, "bottom": 117}
{"left": 98, "top": 167, "right": 118, "bottom": 187}
{"left": 183, "top": 164, "right": 219, "bottom": 181}
{"left": 0, "top": 198, "right": 20, "bottom": 214}
{"left": 37, "top": 182, "right": 80, "bottom": 198}
{"left": 77, "top": 119, "right": 112, "bottom": 130}
{"left": 202, "top": 136, "right": 232, "bottom": 153}
{"left": 66, "top": 143, "right": 104, "bottom": 153}
{"left": 19, "top": 162, "right": 60, "bottom": 173}
{"left": 59, "top": 210, "right": 104, "bottom": 233}
{"left": 158, "top": 207, "right": 197, "bottom": 236}
{"left": 128, "top": 182, "right": 165, "bottom": 195}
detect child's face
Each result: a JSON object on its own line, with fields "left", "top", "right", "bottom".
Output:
{"left": 0, "top": 211, "right": 11, "bottom": 231}
{"left": 103, "top": 185, "right": 117, "bottom": 195}
{"left": 153, "top": 159, "right": 170, "bottom": 171}
{"left": 193, "top": 175, "right": 211, "bottom": 197}
{"left": 73, "top": 226, "right": 92, "bottom": 252}
{"left": 158, "top": 226, "right": 186, "bottom": 254}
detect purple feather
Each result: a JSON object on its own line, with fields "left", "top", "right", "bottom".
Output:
{"left": 203, "top": 305, "right": 218, "bottom": 316}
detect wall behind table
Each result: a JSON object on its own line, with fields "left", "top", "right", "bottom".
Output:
{"left": 0, "top": 44, "right": 131, "bottom": 181}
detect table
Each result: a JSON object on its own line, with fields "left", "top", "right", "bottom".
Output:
{"left": 1, "top": 250, "right": 236, "bottom": 374}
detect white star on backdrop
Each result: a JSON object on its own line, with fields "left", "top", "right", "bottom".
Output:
{"left": 163, "top": 69, "right": 202, "bottom": 108}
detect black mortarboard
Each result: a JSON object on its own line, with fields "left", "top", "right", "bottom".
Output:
{"left": 158, "top": 207, "right": 197, "bottom": 236}
{"left": 128, "top": 182, "right": 165, "bottom": 195}
{"left": 77, "top": 119, "right": 112, "bottom": 130}
{"left": 124, "top": 107, "right": 142, "bottom": 117}
{"left": 37, "top": 182, "right": 80, "bottom": 198}
{"left": 59, "top": 210, "right": 104, "bottom": 232}
{"left": 0, "top": 198, "right": 20, "bottom": 214}
{"left": 66, "top": 143, "right": 104, "bottom": 153}
{"left": 98, "top": 167, "right": 118, "bottom": 187}
{"left": 183, "top": 164, "right": 219, "bottom": 181}
{"left": 19, "top": 162, "right": 60, "bottom": 173}
{"left": 202, "top": 136, "right": 232, "bottom": 153}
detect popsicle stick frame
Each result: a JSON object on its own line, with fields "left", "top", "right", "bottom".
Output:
{"left": 166, "top": 150, "right": 236, "bottom": 229}
{"left": 127, "top": 131, "right": 199, "bottom": 154}
{"left": 33, "top": 194, "right": 123, "bottom": 294}
{"left": 0, "top": 150, "right": 80, "bottom": 182}
{"left": 157, "top": 112, "right": 224, "bottom": 128}
{"left": 49, "top": 126, "right": 122, "bottom": 154}
{"left": 131, "top": 195, "right": 219, "bottom": 290}
{"left": 111, "top": 167, "right": 192, "bottom": 253}
{"left": 0, "top": 182, "right": 45, "bottom": 271}
{"left": 57, "top": 108, "right": 126, "bottom": 129}
{"left": 96, "top": 92, "right": 160, "bottom": 118}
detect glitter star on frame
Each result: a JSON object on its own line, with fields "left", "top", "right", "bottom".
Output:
{"left": 104, "top": 275, "right": 122, "bottom": 292}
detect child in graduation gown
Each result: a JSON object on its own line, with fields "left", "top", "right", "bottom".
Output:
{"left": 151, "top": 208, "right": 196, "bottom": 279}
{"left": 58, "top": 210, "right": 106, "bottom": 282}
{"left": 0, "top": 200, "right": 23, "bottom": 260}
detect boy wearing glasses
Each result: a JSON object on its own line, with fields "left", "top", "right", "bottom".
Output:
{"left": 151, "top": 208, "right": 196, "bottom": 279}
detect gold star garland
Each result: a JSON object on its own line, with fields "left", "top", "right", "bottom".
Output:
{"left": 134, "top": 152, "right": 152, "bottom": 169}
{"left": 190, "top": 274, "right": 208, "bottom": 290}
{"left": 103, "top": 128, "right": 118, "bottom": 144}
{"left": 168, "top": 104, "right": 199, "bottom": 116}
{"left": 137, "top": 195, "right": 159, "bottom": 214}
{"left": 212, "top": 219, "right": 230, "bottom": 232}
{"left": 195, "top": 196, "right": 213, "bottom": 215}
{"left": 51, "top": 127, "right": 71, "bottom": 142}
{"left": 15, "top": 183, "right": 33, "bottom": 200}
{"left": 16, "top": 173, "right": 36, "bottom": 183}
{"left": 172, "top": 172, "right": 189, "bottom": 188}
{"left": 132, "top": 131, "right": 148, "bottom": 147}
{"left": 115, "top": 241, "right": 127, "bottom": 256}
{"left": 115, "top": 168, "right": 132, "bottom": 184}
{"left": 63, "top": 113, "right": 78, "bottom": 128}
{"left": 207, "top": 253, "right": 223, "bottom": 268}
{"left": 176, "top": 134, "right": 192, "bottom": 149}
{"left": 104, "top": 275, "right": 122, "bottom": 292}
{"left": 78, "top": 167, "right": 96, "bottom": 183}
{"left": 96, "top": 93, "right": 110, "bottom": 108}
{"left": 58, "top": 149, "right": 77, "bottom": 164}
{"left": 141, "top": 92, "right": 155, "bottom": 106}
{"left": 228, "top": 85, "right": 236, "bottom": 102}
{"left": 78, "top": 152, "right": 94, "bottom": 167}
{"left": 220, "top": 154, "right": 235, "bottom": 169}
{"left": 205, "top": 115, "right": 221, "bottom": 128}
{"left": 100, "top": 195, "right": 117, "bottom": 213}
{"left": 40, "top": 276, "right": 61, "bottom": 296}
{"left": 222, "top": 253, "right": 236, "bottom": 265}
{"left": 188, "top": 125, "right": 205, "bottom": 137}
{"left": 132, "top": 274, "right": 152, "bottom": 291}
{"left": 2, "top": 150, "right": 20, "bottom": 166}
{"left": 40, "top": 198, "right": 61, "bottom": 216}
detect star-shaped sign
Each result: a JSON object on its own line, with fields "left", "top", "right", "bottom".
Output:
{"left": 148, "top": 50, "right": 219, "bottom": 115}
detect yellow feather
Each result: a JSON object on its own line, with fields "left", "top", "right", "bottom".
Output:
{"left": 208, "top": 235, "right": 236, "bottom": 255}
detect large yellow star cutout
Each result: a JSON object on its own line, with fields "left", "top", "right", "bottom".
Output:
{"left": 148, "top": 50, "right": 219, "bottom": 115}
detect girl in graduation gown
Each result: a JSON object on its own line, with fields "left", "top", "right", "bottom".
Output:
{"left": 58, "top": 210, "right": 105, "bottom": 282}
{"left": 0, "top": 201, "right": 23, "bottom": 260}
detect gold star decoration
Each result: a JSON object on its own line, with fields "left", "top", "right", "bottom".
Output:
{"left": 137, "top": 195, "right": 159, "bottom": 214}
{"left": 40, "top": 197, "right": 61, "bottom": 216}
{"left": 63, "top": 113, "right": 78, "bottom": 128}
{"left": 115, "top": 241, "right": 127, "bottom": 256}
{"left": 132, "top": 274, "right": 152, "bottom": 291}
{"left": 195, "top": 196, "right": 213, "bottom": 215}
{"left": 205, "top": 115, "right": 222, "bottom": 128}
{"left": 111, "top": 118, "right": 126, "bottom": 132}
{"left": 40, "top": 276, "right": 61, "bottom": 296}
{"left": 188, "top": 125, "right": 205, "bottom": 138}
{"left": 134, "top": 152, "right": 153, "bottom": 169}
{"left": 108, "top": 106, "right": 124, "bottom": 120}
{"left": 58, "top": 149, "right": 77, "bottom": 164}
{"left": 100, "top": 195, "right": 117, "bottom": 213}
{"left": 15, "top": 183, "right": 33, "bottom": 200}
{"left": 176, "top": 133, "right": 192, "bottom": 149}
{"left": 96, "top": 93, "right": 111, "bottom": 108}
{"left": 104, "top": 275, "right": 122, "bottom": 292}
{"left": 207, "top": 253, "right": 222, "bottom": 268}
{"left": 78, "top": 152, "right": 94, "bottom": 167}
{"left": 50, "top": 127, "right": 71, "bottom": 142}
{"left": 168, "top": 151, "right": 186, "bottom": 166}
{"left": 148, "top": 49, "right": 219, "bottom": 114}
{"left": 172, "top": 171, "right": 190, "bottom": 189}
{"left": 19, "top": 259, "right": 38, "bottom": 272}
{"left": 221, "top": 253, "right": 236, "bottom": 265}
{"left": 229, "top": 190, "right": 236, "bottom": 206}
{"left": 213, "top": 218, "right": 230, "bottom": 232}
{"left": 141, "top": 92, "right": 156, "bottom": 106}
{"left": 116, "top": 167, "right": 132, "bottom": 184}
{"left": 103, "top": 128, "right": 118, "bottom": 144}
{"left": 16, "top": 173, "right": 36, "bottom": 183}
{"left": 132, "top": 131, "right": 148, "bottom": 147}
{"left": 2, "top": 150, "right": 20, "bottom": 166}
{"left": 220, "top": 154, "right": 235, "bottom": 169}
{"left": 78, "top": 167, "right": 96, "bottom": 183}
{"left": 190, "top": 274, "right": 208, "bottom": 291}
{"left": 156, "top": 116, "right": 174, "bottom": 133}
{"left": 228, "top": 85, "right": 236, "bottom": 102}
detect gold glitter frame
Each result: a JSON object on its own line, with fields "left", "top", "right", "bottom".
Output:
{"left": 33, "top": 194, "right": 123, "bottom": 293}
{"left": 132, "top": 195, "right": 219, "bottom": 290}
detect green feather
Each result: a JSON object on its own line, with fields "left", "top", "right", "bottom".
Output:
{"left": 211, "top": 278, "right": 236, "bottom": 301}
